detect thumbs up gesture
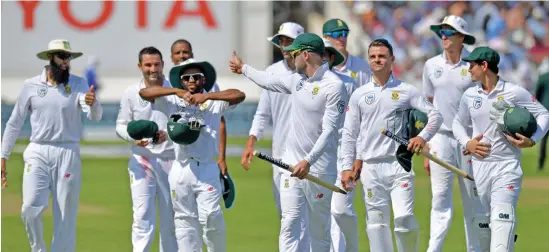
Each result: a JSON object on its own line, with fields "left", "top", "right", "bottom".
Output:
{"left": 85, "top": 85, "right": 96, "bottom": 106}
{"left": 229, "top": 51, "right": 244, "bottom": 74}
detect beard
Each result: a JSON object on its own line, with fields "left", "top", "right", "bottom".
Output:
{"left": 49, "top": 59, "right": 70, "bottom": 84}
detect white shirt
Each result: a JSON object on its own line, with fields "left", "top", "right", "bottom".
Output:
{"left": 453, "top": 79, "right": 549, "bottom": 162}
{"left": 334, "top": 54, "right": 371, "bottom": 90}
{"left": 155, "top": 92, "right": 236, "bottom": 163}
{"left": 1, "top": 69, "right": 103, "bottom": 159}
{"left": 116, "top": 78, "right": 175, "bottom": 159}
{"left": 340, "top": 74, "right": 443, "bottom": 171}
{"left": 243, "top": 62, "right": 347, "bottom": 175}
{"left": 248, "top": 60, "right": 293, "bottom": 159}
{"left": 423, "top": 49, "right": 476, "bottom": 133}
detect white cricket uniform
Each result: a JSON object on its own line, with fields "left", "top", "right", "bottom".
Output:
{"left": 153, "top": 91, "right": 235, "bottom": 252}
{"left": 330, "top": 65, "right": 370, "bottom": 252}
{"left": 453, "top": 79, "right": 549, "bottom": 252}
{"left": 341, "top": 74, "right": 443, "bottom": 252}
{"left": 115, "top": 78, "right": 177, "bottom": 252}
{"left": 243, "top": 63, "right": 347, "bottom": 252}
{"left": 422, "top": 50, "right": 481, "bottom": 252}
{"left": 1, "top": 69, "right": 103, "bottom": 252}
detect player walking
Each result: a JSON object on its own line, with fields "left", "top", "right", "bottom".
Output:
{"left": 115, "top": 46, "right": 178, "bottom": 252}
{"left": 231, "top": 33, "right": 347, "bottom": 252}
{"left": 1, "top": 39, "right": 103, "bottom": 252}
{"left": 340, "top": 39, "right": 443, "bottom": 252}
{"left": 422, "top": 15, "right": 481, "bottom": 252}
{"left": 139, "top": 59, "right": 245, "bottom": 251}
{"left": 453, "top": 46, "right": 549, "bottom": 252}
{"left": 321, "top": 18, "right": 371, "bottom": 252}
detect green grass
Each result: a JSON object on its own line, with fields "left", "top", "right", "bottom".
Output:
{"left": 14, "top": 136, "right": 273, "bottom": 149}
{"left": 2, "top": 147, "right": 549, "bottom": 251}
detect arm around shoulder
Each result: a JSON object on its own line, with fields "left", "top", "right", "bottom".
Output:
{"left": 205, "top": 89, "right": 246, "bottom": 106}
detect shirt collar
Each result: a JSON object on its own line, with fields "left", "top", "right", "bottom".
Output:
{"left": 39, "top": 68, "right": 56, "bottom": 87}
{"left": 441, "top": 47, "right": 470, "bottom": 66}
{"left": 371, "top": 72, "right": 397, "bottom": 88}
{"left": 306, "top": 62, "right": 330, "bottom": 82}
{"left": 476, "top": 77, "right": 505, "bottom": 93}
{"left": 337, "top": 54, "right": 352, "bottom": 71}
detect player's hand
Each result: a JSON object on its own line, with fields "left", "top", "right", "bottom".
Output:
{"left": 423, "top": 144, "right": 431, "bottom": 176}
{"left": 341, "top": 170, "right": 356, "bottom": 191}
{"left": 241, "top": 144, "right": 254, "bottom": 170}
{"left": 85, "top": 86, "right": 96, "bottom": 105}
{"left": 291, "top": 160, "right": 310, "bottom": 180}
{"left": 1, "top": 158, "right": 7, "bottom": 189}
{"left": 154, "top": 131, "right": 168, "bottom": 144}
{"left": 218, "top": 159, "right": 228, "bottom": 176}
{"left": 352, "top": 159, "right": 362, "bottom": 180}
{"left": 407, "top": 136, "right": 426, "bottom": 154}
{"left": 135, "top": 139, "right": 149, "bottom": 147}
{"left": 176, "top": 89, "right": 191, "bottom": 101}
{"left": 462, "top": 148, "right": 472, "bottom": 156}
{"left": 505, "top": 133, "right": 535, "bottom": 148}
{"left": 188, "top": 93, "right": 208, "bottom": 106}
{"left": 229, "top": 51, "right": 244, "bottom": 74}
{"left": 466, "top": 134, "right": 491, "bottom": 158}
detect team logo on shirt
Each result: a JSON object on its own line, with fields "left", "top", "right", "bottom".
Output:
{"left": 139, "top": 98, "right": 149, "bottom": 107}
{"left": 337, "top": 100, "right": 345, "bottom": 114}
{"left": 296, "top": 80, "right": 304, "bottom": 91}
{"left": 350, "top": 71, "right": 357, "bottom": 80}
{"left": 391, "top": 91, "right": 399, "bottom": 101}
{"left": 497, "top": 95, "right": 504, "bottom": 101}
{"left": 200, "top": 102, "right": 209, "bottom": 110}
{"left": 284, "top": 179, "right": 289, "bottom": 188}
{"left": 171, "top": 189, "right": 177, "bottom": 199}
{"left": 37, "top": 87, "right": 48, "bottom": 97}
{"left": 434, "top": 67, "right": 443, "bottom": 78}
{"left": 367, "top": 188, "right": 373, "bottom": 199}
{"left": 365, "top": 92, "right": 376, "bottom": 105}
{"left": 64, "top": 85, "right": 71, "bottom": 94}
{"left": 312, "top": 86, "right": 320, "bottom": 96}
{"left": 461, "top": 68, "right": 468, "bottom": 77}
{"left": 473, "top": 97, "right": 482, "bottom": 109}
{"left": 423, "top": 97, "right": 433, "bottom": 106}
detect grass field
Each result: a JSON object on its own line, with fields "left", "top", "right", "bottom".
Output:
{"left": 2, "top": 143, "right": 549, "bottom": 251}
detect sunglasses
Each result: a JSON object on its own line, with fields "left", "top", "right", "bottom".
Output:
{"left": 324, "top": 30, "right": 349, "bottom": 39}
{"left": 180, "top": 73, "right": 204, "bottom": 82}
{"left": 439, "top": 29, "right": 459, "bottom": 37}
{"left": 52, "top": 53, "right": 72, "bottom": 60}
{"left": 290, "top": 49, "right": 304, "bottom": 58}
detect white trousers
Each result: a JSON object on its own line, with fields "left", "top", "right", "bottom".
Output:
{"left": 279, "top": 172, "right": 336, "bottom": 252}
{"left": 169, "top": 158, "right": 226, "bottom": 252}
{"left": 360, "top": 158, "right": 419, "bottom": 252}
{"left": 21, "top": 142, "right": 82, "bottom": 252}
{"left": 330, "top": 168, "right": 358, "bottom": 252}
{"left": 427, "top": 132, "right": 480, "bottom": 252}
{"left": 129, "top": 154, "right": 178, "bottom": 252}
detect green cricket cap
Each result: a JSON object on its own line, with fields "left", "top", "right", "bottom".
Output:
{"left": 322, "top": 18, "right": 349, "bottom": 33}
{"left": 221, "top": 173, "right": 236, "bottom": 209}
{"left": 462, "top": 46, "right": 500, "bottom": 73}
{"left": 396, "top": 109, "right": 429, "bottom": 173}
{"left": 283, "top": 33, "right": 325, "bottom": 54}
{"left": 127, "top": 120, "right": 159, "bottom": 140}
{"left": 167, "top": 114, "right": 203, "bottom": 145}
{"left": 502, "top": 107, "right": 537, "bottom": 139}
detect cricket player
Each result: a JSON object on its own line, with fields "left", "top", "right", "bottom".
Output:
{"left": 321, "top": 19, "right": 371, "bottom": 252}
{"left": 241, "top": 22, "right": 311, "bottom": 250}
{"left": 115, "top": 46, "right": 177, "bottom": 252}
{"left": 230, "top": 33, "right": 348, "bottom": 252}
{"left": 170, "top": 39, "right": 230, "bottom": 177}
{"left": 0, "top": 39, "right": 103, "bottom": 252}
{"left": 422, "top": 15, "right": 481, "bottom": 252}
{"left": 340, "top": 39, "right": 443, "bottom": 252}
{"left": 139, "top": 59, "right": 245, "bottom": 251}
{"left": 453, "top": 46, "right": 549, "bottom": 252}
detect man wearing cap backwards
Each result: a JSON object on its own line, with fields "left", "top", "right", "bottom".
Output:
{"left": 230, "top": 33, "right": 347, "bottom": 252}
{"left": 340, "top": 39, "right": 443, "bottom": 252}
{"left": 453, "top": 46, "right": 549, "bottom": 252}
{"left": 322, "top": 37, "right": 363, "bottom": 252}
{"left": 170, "top": 39, "right": 231, "bottom": 179}
{"left": 139, "top": 58, "right": 245, "bottom": 251}
{"left": 115, "top": 46, "right": 178, "bottom": 252}
{"left": 0, "top": 39, "right": 103, "bottom": 251}
{"left": 422, "top": 15, "right": 481, "bottom": 252}
{"left": 240, "top": 22, "right": 311, "bottom": 250}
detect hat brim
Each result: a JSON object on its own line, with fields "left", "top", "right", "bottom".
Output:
{"left": 430, "top": 24, "right": 476, "bottom": 45}
{"left": 36, "top": 50, "right": 83, "bottom": 60}
{"left": 461, "top": 56, "right": 475, "bottom": 62}
{"left": 169, "top": 61, "right": 216, "bottom": 92}
{"left": 326, "top": 47, "right": 345, "bottom": 67}
{"left": 283, "top": 43, "right": 301, "bottom": 52}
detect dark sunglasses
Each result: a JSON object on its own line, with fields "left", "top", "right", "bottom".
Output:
{"left": 180, "top": 73, "right": 204, "bottom": 81}
{"left": 52, "top": 53, "right": 72, "bottom": 60}
{"left": 324, "top": 30, "right": 349, "bottom": 39}
{"left": 439, "top": 29, "right": 459, "bottom": 37}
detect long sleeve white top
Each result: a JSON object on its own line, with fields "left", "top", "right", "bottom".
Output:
{"left": 453, "top": 79, "right": 549, "bottom": 162}
{"left": 340, "top": 74, "right": 443, "bottom": 171}
{"left": 1, "top": 69, "right": 103, "bottom": 159}
{"left": 243, "top": 63, "right": 348, "bottom": 175}
{"left": 248, "top": 60, "right": 293, "bottom": 158}
{"left": 115, "top": 78, "right": 175, "bottom": 159}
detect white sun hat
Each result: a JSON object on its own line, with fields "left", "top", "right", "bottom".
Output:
{"left": 36, "top": 39, "right": 83, "bottom": 60}
{"left": 430, "top": 15, "right": 476, "bottom": 45}
{"left": 267, "top": 22, "right": 305, "bottom": 48}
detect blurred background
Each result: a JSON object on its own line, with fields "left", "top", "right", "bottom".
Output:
{"left": 2, "top": 0, "right": 549, "bottom": 141}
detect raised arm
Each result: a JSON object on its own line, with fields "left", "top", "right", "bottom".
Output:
{"left": 79, "top": 84, "right": 103, "bottom": 121}
{"left": 409, "top": 88, "right": 442, "bottom": 142}
{"left": 139, "top": 86, "right": 186, "bottom": 102}
{"left": 202, "top": 89, "right": 246, "bottom": 106}
{"left": 1, "top": 84, "right": 32, "bottom": 160}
